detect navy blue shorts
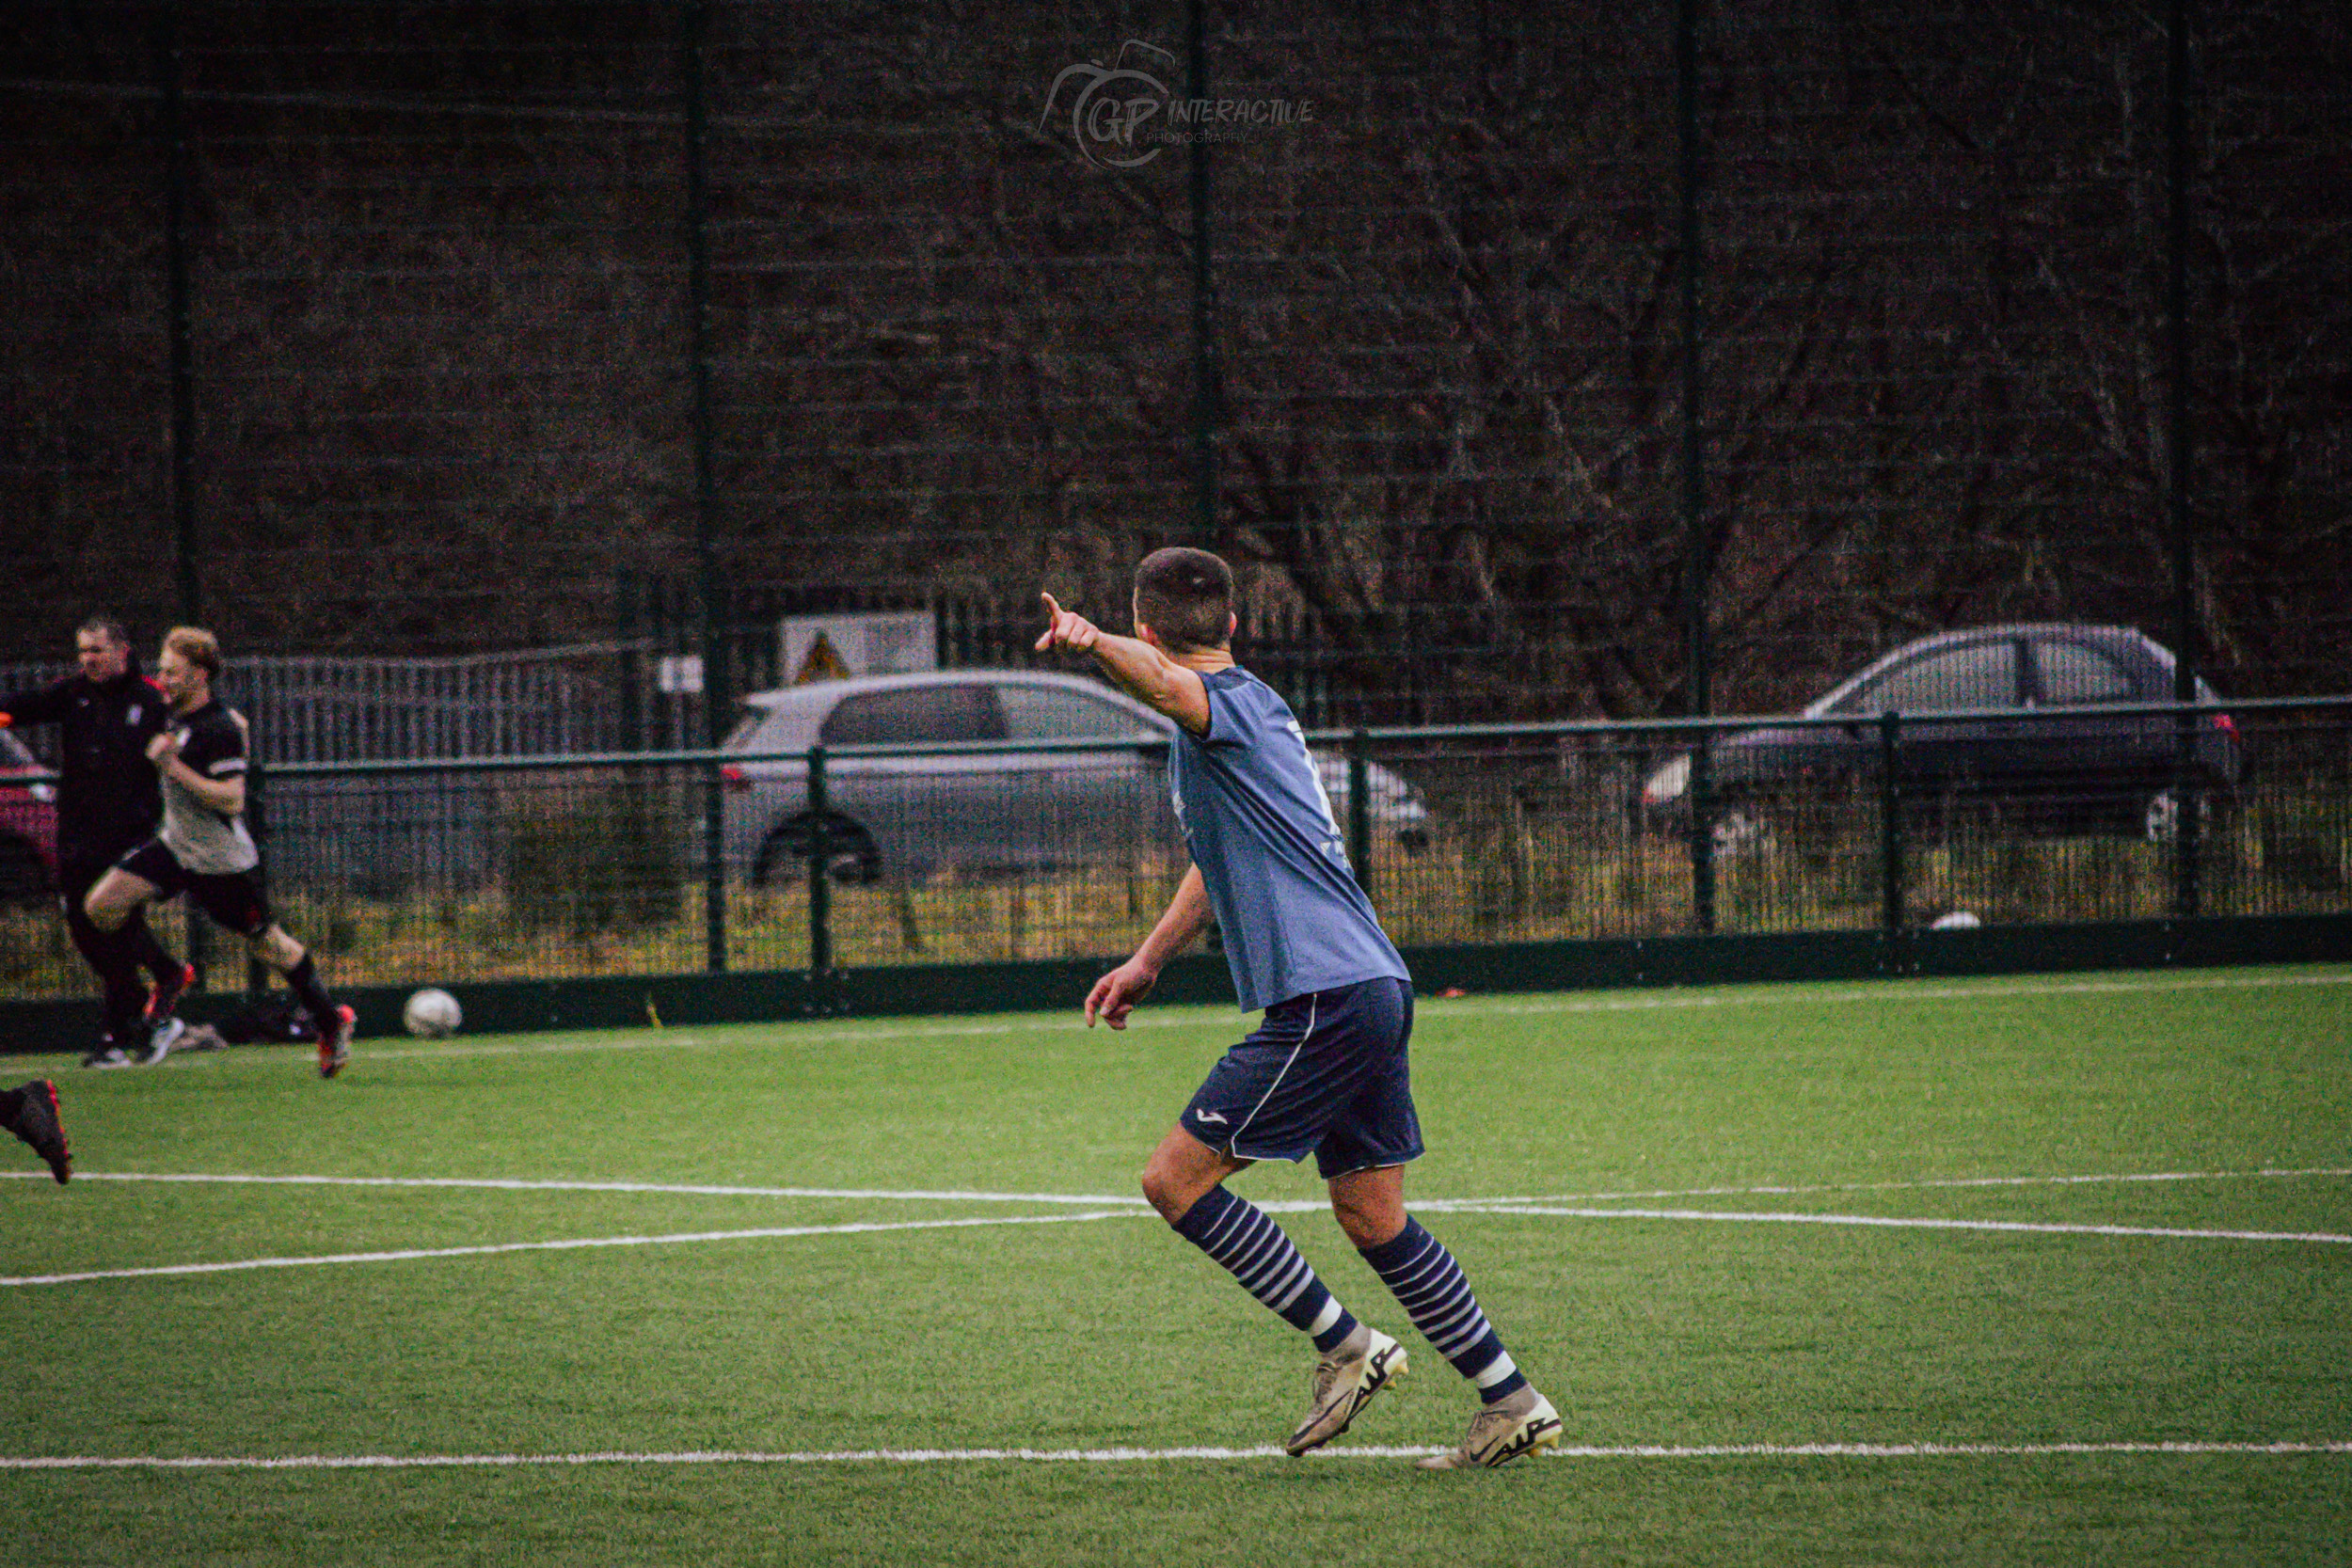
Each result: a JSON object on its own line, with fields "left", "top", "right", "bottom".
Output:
{"left": 115, "top": 839, "right": 273, "bottom": 939}
{"left": 1179, "top": 976, "right": 1422, "bottom": 1179}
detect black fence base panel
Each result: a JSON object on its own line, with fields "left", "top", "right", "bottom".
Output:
{"left": 2, "top": 914, "right": 2346, "bottom": 1055}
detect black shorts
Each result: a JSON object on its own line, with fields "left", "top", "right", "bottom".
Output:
{"left": 1179, "top": 976, "right": 1423, "bottom": 1180}
{"left": 115, "top": 839, "right": 273, "bottom": 939}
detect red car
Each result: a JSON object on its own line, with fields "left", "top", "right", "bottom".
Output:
{"left": 0, "top": 729, "right": 60, "bottom": 903}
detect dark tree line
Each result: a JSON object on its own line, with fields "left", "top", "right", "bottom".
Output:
{"left": 2, "top": 1, "right": 2344, "bottom": 720}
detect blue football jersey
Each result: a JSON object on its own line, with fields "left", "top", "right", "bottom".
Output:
{"left": 1171, "top": 668, "right": 1410, "bottom": 1011}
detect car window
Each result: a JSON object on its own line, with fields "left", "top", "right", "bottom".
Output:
{"left": 996, "top": 684, "right": 1159, "bottom": 741}
{"left": 819, "top": 684, "right": 1008, "bottom": 746}
{"left": 2036, "top": 642, "right": 2137, "bottom": 705}
{"left": 728, "top": 708, "right": 804, "bottom": 752}
{"left": 1847, "top": 641, "right": 2018, "bottom": 713}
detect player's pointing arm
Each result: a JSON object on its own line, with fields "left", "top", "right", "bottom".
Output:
{"left": 1035, "top": 591, "right": 1212, "bottom": 736}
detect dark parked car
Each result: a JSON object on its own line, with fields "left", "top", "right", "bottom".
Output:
{"left": 0, "top": 729, "right": 61, "bottom": 902}
{"left": 1638, "top": 625, "right": 2243, "bottom": 850}
{"left": 722, "top": 670, "right": 1431, "bottom": 883}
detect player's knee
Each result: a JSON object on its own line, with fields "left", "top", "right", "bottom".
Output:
{"left": 251, "top": 927, "right": 301, "bottom": 969}
{"left": 1140, "top": 1157, "right": 1212, "bottom": 1226}
{"left": 1329, "top": 1191, "right": 1406, "bottom": 1250}
{"left": 83, "top": 893, "right": 126, "bottom": 931}
{"left": 1139, "top": 1162, "right": 1184, "bottom": 1224}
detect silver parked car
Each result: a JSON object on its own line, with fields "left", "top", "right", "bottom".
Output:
{"left": 722, "top": 670, "right": 1429, "bottom": 883}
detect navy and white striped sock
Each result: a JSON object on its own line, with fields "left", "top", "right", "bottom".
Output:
{"left": 1171, "top": 1185, "right": 1359, "bottom": 1353}
{"left": 1360, "top": 1217, "right": 1529, "bottom": 1402}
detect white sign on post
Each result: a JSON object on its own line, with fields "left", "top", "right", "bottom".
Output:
{"left": 780, "top": 612, "right": 937, "bottom": 685}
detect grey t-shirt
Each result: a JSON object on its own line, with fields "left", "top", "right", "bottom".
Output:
{"left": 159, "top": 700, "right": 260, "bottom": 875}
{"left": 1170, "top": 667, "right": 1409, "bottom": 1011}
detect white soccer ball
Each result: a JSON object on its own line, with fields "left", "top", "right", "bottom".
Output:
{"left": 402, "top": 987, "right": 463, "bottom": 1038}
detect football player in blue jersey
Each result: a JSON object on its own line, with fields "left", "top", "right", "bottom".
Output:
{"left": 1038, "top": 547, "right": 1561, "bottom": 1470}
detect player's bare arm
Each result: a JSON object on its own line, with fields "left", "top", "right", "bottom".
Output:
{"left": 1087, "top": 864, "right": 1213, "bottom": 1029}
{"left": 1035, "top": 592, "right": 1213, "bottom": 736}
{"left": 147, "top": 731, "right": 245, "bottom": 816}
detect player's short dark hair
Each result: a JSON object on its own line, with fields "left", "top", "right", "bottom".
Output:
{"left": 77, "top": 615, "right": 130, "bottom": 647}
{"left": 163, "top": 626, "right": 222, "bottom": 678}
{"left": 1133, "top": 547, "right": 1234, "bottom": 653}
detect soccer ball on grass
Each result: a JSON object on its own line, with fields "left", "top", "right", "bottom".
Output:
{"left": 402, "top": 987, "right": 463, "bottom": 1038}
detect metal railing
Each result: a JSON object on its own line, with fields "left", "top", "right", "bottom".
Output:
{"left": 2, "top": 700, "right": 2345, "bottom": 1002}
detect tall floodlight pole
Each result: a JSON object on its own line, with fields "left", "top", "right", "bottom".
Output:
{"left": 2166, "top": 0, "right": 2201, "bottom": 917}
{"left": 1185, "top": 0, "right": 1222, "bottom": 546}
{"left": 1677, "top": 0, "right": 1716, "bottom": 934}
{"left": 159, "top": 3, "right": 199, "bottom": 626}
{"left": 681, "top": 0, "right": 728, "bottom": 970}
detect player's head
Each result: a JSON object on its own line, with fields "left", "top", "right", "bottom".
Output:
{"left": 76, "top": 615, "right": 132, "bottom": 682}
{"left": 156, "top": 626, "right": 221, "bottom": 707}
{"left": 1132, "top": 547, "right": 1236, "bottom": 654}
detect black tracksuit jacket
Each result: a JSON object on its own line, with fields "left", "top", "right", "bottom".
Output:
{"left": 0, "top": 656, "right": 170, "bottom": 869}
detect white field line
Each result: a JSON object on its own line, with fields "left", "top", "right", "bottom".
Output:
{"left": 1425, "top": 967, "right": 2352, "bottom": 1023}
{"left": 3, "top": 1440, "right": 2346, "bottom": 1471}
{"left": 3, "top": 1172, "right": 1151, "bottom": 1205}
{"left": 1450, "top": 1165, "right": 2352, "bottom": 1208}
{"left": 95, "top": 965, "right": 2351, "bottom": 1068}
{"left": 0, "top": 1210, "right": 1142, "bottom": 1288}
{"left": 9, "top": 1172, "right": 2347, "bottom": 1289}
{"left": 1443, "top": 1205, "right": 2352, "bottom": 1245}
{"left": 8, "top": 1164, "right": 2344, "bottom": 1208}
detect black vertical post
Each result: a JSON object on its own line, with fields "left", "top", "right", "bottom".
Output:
{"left": 806, "top": 746, "right": 833, "bottom": 979}
{"left": 2165, "top": 0, "right": 2201, "bottom": 918}
{"left": 1347, "top": 726, "right": 1373, "bottom": 895}
{"left": 244, "top": 741, "right": 268, "bottom": 995}
{"left": 158, "top": 1, "right": 199, "bottom": 628}
{"left": 616, "top": 569, "right": 643, "bottom": 752}
{"left": 1184, "top": 0, "right": 1221, "bottom": 545}
{"left": 1878, "top": 711, "right": 1905, "bottom": 942}
{"left": 681, "top": 1, "right": 727, "bottom": 970}
{"left": 1676, "top": 0, "right": 1716, "bottom": 934}
{"left": 157, "top": 4, "right": 208, "bottom": 986}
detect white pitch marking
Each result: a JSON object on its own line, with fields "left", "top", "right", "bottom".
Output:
{"left": 16, "top": 1165, "right": 2344, "bottom": 1211}
{"left": 65, "top": 965, "right": 2345, "bottom": 1069}
{"left": 0, "top": 1210, "right": 1142, "bottom": 1289}
{"left": 1448, "top": 1205, "right": 2352, "bottom": 1245}
{"left": 1449, "top": 1166, "right": 2352, "bottom": 1208}
{"left": 1423, "top": 968, "right": 2352, "bottom": 1022}
{"left": 2, "top": 1440, "right": 2345, "bottom": 1471}
{"left": 10, "top": 1172, "right": 1150, "bottom": 1206}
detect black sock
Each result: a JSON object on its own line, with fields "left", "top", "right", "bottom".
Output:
{"left": 88, "top": 927, "right": 151, "bottom": 1042}
{"left": 124, "top": 912, "right": 180, "bottom": 987}
{"left": 1360, "top": 1217, "right": 1529, "bottom": 1402}
{"left": 1170, "top": 1184, "right": 1360, "bottom": 1352}
{"left": 286, "top": 955, "right": 337, "bottom": 1025}
{"left": 0, "top": 1085, "right": 23, "bottom": 1125}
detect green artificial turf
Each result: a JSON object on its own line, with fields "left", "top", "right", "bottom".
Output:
{"left": 3, "top": 965, "right": 2347, "bottom": 1565}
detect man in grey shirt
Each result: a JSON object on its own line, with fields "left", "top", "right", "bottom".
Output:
{"left": 85, "top": 626, "right": 357, "bottom": 1079}
{"left": 1038, "top": 548, "right": 1560, "bottom": 1470}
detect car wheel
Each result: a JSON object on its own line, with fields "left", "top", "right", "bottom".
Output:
{"left": 2141, "top": 787, "right": 2215, "bottom": 844}
{"left": 753, "top": 813, "right": 883, "bottom": 886}
{"left": 1709, "top": 801, "right": 1776, "bottom": 857}
{"left": 0, "top": 834, "right": 49, "bottom": 906}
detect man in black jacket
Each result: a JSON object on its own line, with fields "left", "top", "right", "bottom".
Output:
{"left": 0, "top": 617, "right": 193, "bottom": 1067}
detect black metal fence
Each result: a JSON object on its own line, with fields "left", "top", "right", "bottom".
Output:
{"left": 4, "top": 700, "right": 2345, "bottom": 1003}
